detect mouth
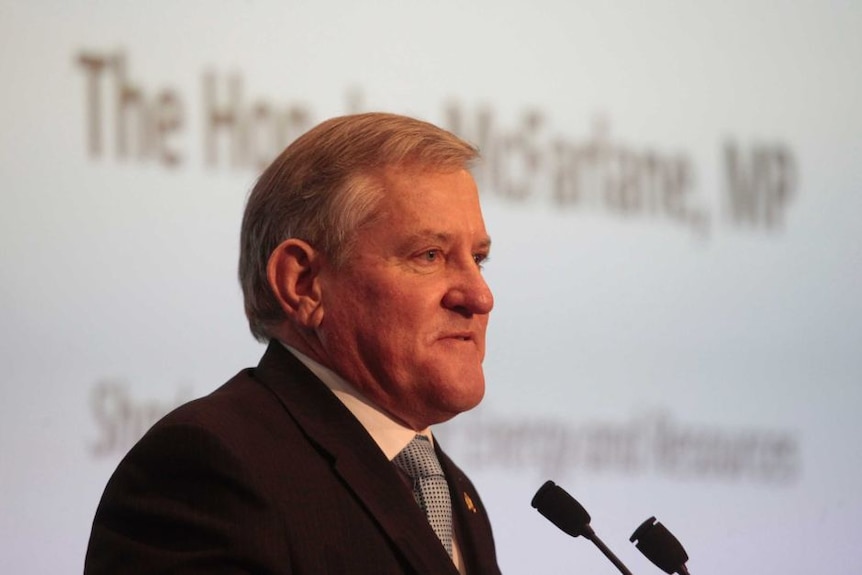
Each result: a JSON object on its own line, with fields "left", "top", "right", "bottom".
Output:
{"left": 441, "top": 332, "right": 475, "bottom": 343}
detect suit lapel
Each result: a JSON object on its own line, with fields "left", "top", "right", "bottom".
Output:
{"left": 254, "top": 342, "right": 459, "bottom": 575}
{"left": 437, "top": 442, "right": 501, "bottom": 575}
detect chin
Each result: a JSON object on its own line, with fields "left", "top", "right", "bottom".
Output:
{"left": 404, "top": 363, "right": 486, "bottom": 426}
{"left": 439, "top": 374, "right": 486, "bottom": 415}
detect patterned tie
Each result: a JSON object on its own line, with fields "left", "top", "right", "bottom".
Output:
{"left": 393, "top": 434, "right": 454, "bottom": 557}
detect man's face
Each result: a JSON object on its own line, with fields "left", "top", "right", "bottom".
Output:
{"left": 316, "top": 167, "right": 494, "bottom": 430}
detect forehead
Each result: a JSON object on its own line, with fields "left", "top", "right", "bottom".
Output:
{"left": 377, "top": 166, "right": 481, "bottom": 212}
{"left": 357, "top": 166, "right": 489, "bottom": 248}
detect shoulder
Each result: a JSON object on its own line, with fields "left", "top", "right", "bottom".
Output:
{"left": 85, "top": 365, "right": 316, "bottom": 573}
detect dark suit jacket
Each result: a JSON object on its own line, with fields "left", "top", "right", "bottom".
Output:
{"left": 84, "top": 341, "right": 502, "bottom": 574}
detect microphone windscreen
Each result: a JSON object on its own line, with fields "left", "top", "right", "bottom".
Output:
{"left": 630, "top": 516, "right": 689, "bottom": 574}
{"left": 531, "top": 480, "right": 592, "bottom": 538}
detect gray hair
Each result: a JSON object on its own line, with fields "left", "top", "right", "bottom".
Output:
{"left": 239, "top": 112, "right": 479, "bottom": 341}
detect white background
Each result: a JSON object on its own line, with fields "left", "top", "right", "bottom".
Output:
{"left": 2, "top": 1, "right": 861, "bottom": 573}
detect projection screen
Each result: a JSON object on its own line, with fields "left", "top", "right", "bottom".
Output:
{"left": 2, "top": 2, "right": 860, "bottom": 573}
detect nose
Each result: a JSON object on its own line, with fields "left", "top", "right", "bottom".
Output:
{"left": 442, "top": 261, "right": 494, "bottom": 317}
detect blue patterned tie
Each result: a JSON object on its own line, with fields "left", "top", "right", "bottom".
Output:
{"left": 393, "top": 435, "right": 454, "bottom": 557}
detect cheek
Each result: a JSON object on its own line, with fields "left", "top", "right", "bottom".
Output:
{"left": 319, "top": 289, "right": 371, "bottom": 349}
{"left": 323, "top": 273, "right": 445, "bottom": 357}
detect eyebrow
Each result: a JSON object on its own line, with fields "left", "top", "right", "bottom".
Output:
{"left": 400, "top": 230, "right": 492, "bottom": 251}
{"left": 476, "top": 236, "right": 493, "bottom": 251}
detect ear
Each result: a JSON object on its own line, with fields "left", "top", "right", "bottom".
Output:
{"left": 266, "top": 239, "right": 325, "bottom": 328}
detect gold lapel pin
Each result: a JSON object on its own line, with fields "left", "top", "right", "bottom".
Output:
{"left": 463, "top": 492, "right": 477, "bottom": 513}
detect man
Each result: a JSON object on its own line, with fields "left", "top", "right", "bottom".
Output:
{"left": 85, "top": 112, "right": 502, "bottom": 574}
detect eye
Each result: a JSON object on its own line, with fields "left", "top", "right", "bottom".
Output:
{"left": 473, "top": 253, "right": 489, "bottom": 269}
{"left": 420, "top": 249, "right": 440, "bottom": 262}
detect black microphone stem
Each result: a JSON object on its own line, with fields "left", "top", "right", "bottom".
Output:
{"left": 583, "top": 528, "right": 634, "bottom": 575}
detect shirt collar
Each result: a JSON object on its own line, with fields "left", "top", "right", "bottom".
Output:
{"left": 280, "top": 342, "right": 432, "bottom": 460}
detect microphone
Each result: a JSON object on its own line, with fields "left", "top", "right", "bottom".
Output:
{"left": 531, "top": 480, "right": 634, "bottom": 575}
{"left": 630, "top": 516, "right": 691, "bottom": 575}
